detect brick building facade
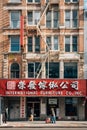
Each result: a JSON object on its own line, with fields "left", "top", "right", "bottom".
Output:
{"left": 0, "top": 0, "right": 86, "bottom": 121}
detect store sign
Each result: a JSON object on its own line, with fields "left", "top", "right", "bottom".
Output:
{"left": 0, "top": 79, "right": 86, "bottom": 97}
{"left": 49, "top": 98, "right": 57, "bottom": 104}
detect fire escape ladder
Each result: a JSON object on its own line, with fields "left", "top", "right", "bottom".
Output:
{"left": 37, "top": 2, "right": 50, "bottom": 26}
{"left": 35, "top": 2, "right": 52, "bottom": 78}
{"left": 36, "top": 52, "right": 49, "bottom": 79}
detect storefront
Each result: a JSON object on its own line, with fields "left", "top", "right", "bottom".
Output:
{"left": 0, "top": 79, "right": 86, "bottom": 121}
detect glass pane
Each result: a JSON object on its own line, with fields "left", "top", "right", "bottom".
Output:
{"left": 35, "top": 0, "right": 40, "bottom": 2}
{"left": 54, "top": 36, "right": 58, "bottom": 50}
{"left": 46, "top": 36, "right": 51, "bottom": 50}
{"left": 28, "top": 37, "right": 32, "bottom": 52}
{"left": 64, "top": 63, "right": 77, "bottom": 78}
{"left": 34, "top": 11, "right": 40, "bottom": 24}
{"left": 28, "top": 0, "right": 33, "bottom": 2}
{"left": 72, "top": 36, "right": 77, "bottom": 52}
{"left": 46, "top": 62, "right": 59, "bottom": 78}
{"left": 11, "top": 36, "right": 20, "bottom": 52}
{"left": 28, "top": 63, "right": 34, "bottom": 77}
{"left": 35, "top": 36, "right": 40, "bottom": 52}
{"left": 65, "top": 0, "right": 70, "bottom": 2}
{"left": 28, "top": 12, "right": 33, "bottom": 25}
{"left": 11, "top": 63, "right": 19, "bottom": 78}
{"left": 65, "top": 97, "right": 77, "bottom": 116}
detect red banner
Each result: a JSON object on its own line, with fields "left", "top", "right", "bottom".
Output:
{"left": 0, "top": 79, "right": 86, "bottom": 97}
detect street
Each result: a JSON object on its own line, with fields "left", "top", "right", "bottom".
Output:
{"left": 0, "top": 128, "right": 87, "bottom": 130}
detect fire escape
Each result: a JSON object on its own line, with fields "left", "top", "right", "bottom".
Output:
{"left": 26, "top": 0, "right": 60, "bottom": 78}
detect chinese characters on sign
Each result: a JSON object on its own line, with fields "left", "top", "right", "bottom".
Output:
{"left": 7, "top": 80, "right": 79, "bottom": 91}
{"left": 4, "top": 79, "right": 86, "bottom": 97}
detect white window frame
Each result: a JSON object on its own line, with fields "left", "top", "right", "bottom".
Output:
{"left": 10, "top": 11, "right": 20, "bottom": 29}
{"left": 64, "top": 35, "right": 78, "bottom": 52}
{"left": 46, "top": 10, "right": 59, "bottom": 28}
{"left": 28, "top": 10, "right": 40, "bottom": 25}
{"left": 65, "top": 0, "right": 78, "bottom": 3}
{"left": 27, "top": 0, "right": 40, "bottom": 3}
{"left": 9, "top": 0, "right": 21, "bottom": 3}
{"left": 10, "top": 35, "right": 20, "bottom": 52}
{"left": 65, "top": 10, "right": 78, "bottom": 28}
{"left": 46, "top": 35, "right": 59, "bottom": 51}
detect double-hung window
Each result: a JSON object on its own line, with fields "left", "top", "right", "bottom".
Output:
{"left": 10, "top": 11, "right": 20, "bottom": 28}
{"left": 65, "top": 36, "right": 78, "bottom": 52}
{"left": 64, "top": 62, "right": 77, "bottom": 78}
{"left": 46, "top": 10, "right": 59, "bottom": 28}
{"left": 65, "top": 10, "right": 78, "bottom": 28}
{"left": 10, "top": 36, "right": 20, "bottom": 52}
{"left": 28, "top": 36, "right": 40, "bottom": 53}
{"left": 28, "top": 62, "right": 41, "bottom": 78}
{"left": 65, "top": 0, "right": 78, "bottom": 2}
{"left": 46, "top": 36, "right": 59, "bottom": 51}
{"left": 28, "top": 11, "right": 40, "bottom": 25}
{"left": 27, "top": 0, "right": 40, "bottom": 2}
{"left": 9, "top": 0, "right": 21, "bottom": 2}
{"left": 46, "top": 62, "right": 60, "bottom": 78}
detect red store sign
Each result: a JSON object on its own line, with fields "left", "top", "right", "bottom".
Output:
{"left": 0, "top": 79, "right": 86, "bottom": 97}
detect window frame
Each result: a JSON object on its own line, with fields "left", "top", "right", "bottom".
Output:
{"left": 10, "top": 35, "right": 20, "bottom": 52}
{"left": 65, "top": 35, "right": 78, "bottom": 52}
{"left": 65, "top": 10, "right": 78, "bottom": 28}
{"left": 10, "top": 11, "right": 20, "bottom": 29}
{"left": 27, "top": 36, "right": 40, "bottom": 53}
{"left": 10, "top": 62, "right": 20, "bottom": 78}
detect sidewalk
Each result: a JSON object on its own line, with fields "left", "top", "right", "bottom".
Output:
{"left": 0, "top": 121, "right": 87, "bottom": 128}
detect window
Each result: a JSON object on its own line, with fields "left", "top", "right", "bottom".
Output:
{"left": 28, "top": 11, "right": 40, "bottom": 25}
{"left": 28, "top": 37, "right": 32, "bottom": 52}
{"left": 9, "top": 0, "right": 21, "bottom": 2}
{"left": 65, "top": 0, "right": 78, "bottom": 2}
{"left": 35, "top": 36, "right": 40, "bottom": 52}
{"left": 64, "top": 62, "right": 77, "bottom": 78}
{"left": 46, "top": 10, "right": 59, "bottom": 28}
{"left": 11, "top": 63, "right": 20, "bottom": 78}
{"left": 65, "top": 98, "right": 78, "bottom": 116}
{"left": 28, "top": 36, "right": 40, "bottom": 53}
{"left": 27, "top": 0, "right": 40, "bottom": 3}
{"left": 28, "top": 62, "right": 41, "bottom": 78}
{"left": 65, "top": 10, "right": 78, "bottom": 28}
{"left": 46, "top": 62, "right": 59, "bottom": 78}
{"left": 10, "top": 36, "right": 20, "bottom": 52}
{"left": 65, "top": 36, "right": 78, "bottom": 52}
{"left": 46, "top": 36, "right": 59, "bottom": 51}
{"left": 10, "top": 11, "right": 20, "bottom": 28}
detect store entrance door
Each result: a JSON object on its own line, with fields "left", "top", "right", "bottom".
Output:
{"left": 27, "top": 97, "right": 40, "bottom": 120}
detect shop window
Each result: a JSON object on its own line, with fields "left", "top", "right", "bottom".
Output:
{"left": 28, "top": 62, "right": 41, "bottom": 78}
{"left": 46, "top": 62, "right": 59, "bottom": 78}
{"left": 10, "top": 63, "right": 20, "bottom": 78}
{"left": 64, "top": 62, "right": 77, "bottom": 78}
{"left": 65, "top": 97, "right": 78, "bottom": 116}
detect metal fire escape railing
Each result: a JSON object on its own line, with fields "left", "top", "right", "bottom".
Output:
{"left": 36, "top": 2, "right": 50, "bottom": 78}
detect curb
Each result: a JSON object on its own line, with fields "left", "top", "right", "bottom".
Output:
{"left": 0, "top": 126, "right": 87, "bottom": 128}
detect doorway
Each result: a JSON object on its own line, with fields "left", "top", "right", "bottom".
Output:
{"left": 26, "top": 97, "right": 40, "bottom": 120}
